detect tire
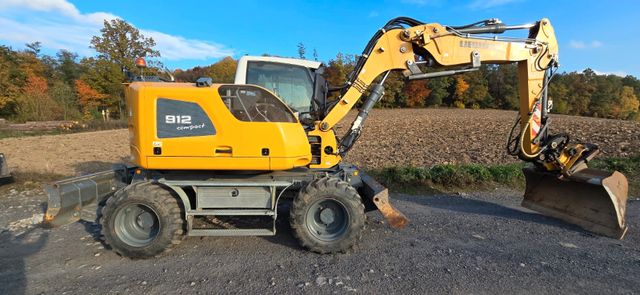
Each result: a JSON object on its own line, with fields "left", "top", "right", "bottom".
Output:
{"left": 101, "top": 182, "right": 185, "bottom": 258}
{"left": 290, "top": 177, "right": 366, "bottom": 254}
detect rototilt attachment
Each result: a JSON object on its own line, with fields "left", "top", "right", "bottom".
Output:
{"left": 522, "top": 166, "right": 628, "bottom": 239}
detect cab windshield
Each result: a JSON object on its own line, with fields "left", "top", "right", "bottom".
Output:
{"left": 245, "top": 61, "right": 313, "bottom": 113}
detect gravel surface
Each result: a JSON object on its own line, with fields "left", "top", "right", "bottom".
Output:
{"left": 1, "top": 186, "right": 638, "bottom": 294}
{"left": 1, "top": 109, "right": 638, "bottom": 294}
{"left": 1, "top": 109, "right": 639, "bottom": 176}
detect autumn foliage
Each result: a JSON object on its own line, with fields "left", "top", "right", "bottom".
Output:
{"left": 403, "top": 81, "right": 431, "bottom": 107}
{"left": 0, "top": 19, "right": 639, "bottom": 123}
{"left": 75, "top": 80, "right": 106, "bottom": 108}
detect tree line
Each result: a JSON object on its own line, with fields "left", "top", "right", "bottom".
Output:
{"left": 177, "top": 51, "right": 640, "bottom": 121}
{"left": 0, "top": 19, "right": 159, "bottom": 122}
{"left": 1, "top": 19, "right": 639, "bottom": 122}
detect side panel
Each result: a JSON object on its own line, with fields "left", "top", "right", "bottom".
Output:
{"left": 125, "top": 84, "right": 146, "bottom": 167}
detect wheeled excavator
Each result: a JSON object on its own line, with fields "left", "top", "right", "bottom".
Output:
{"left": 43, "top": 17, "right": 628, "bottom": 258}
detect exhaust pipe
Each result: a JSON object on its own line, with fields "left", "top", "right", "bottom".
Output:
{"left": 522, "top": 166, "right": 628, "bottom": 239}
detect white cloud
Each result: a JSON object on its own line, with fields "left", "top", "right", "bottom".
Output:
{"left": 141, "top": 30, "right": 232, "bottom": 61}
{"left": 0, "top": 0, "right": 233, "bottom": 61}
{"left": 468, "top": 0, "right": 522, "bottom": 9}
{"left": 569, "top": 40, "right": 603, "bottom": 49}
{"left": 569, "top": 41, "right": 586, "bottom": 49}
{"left": 592, "top": 69, "right": 627, "bottom": 77}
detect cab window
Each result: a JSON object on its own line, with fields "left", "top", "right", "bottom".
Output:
{"left": 246, "top": 61, "right": 313, "bottom": 113}
{"left": 218, "top": 85, "right": 297, "bottom": 123}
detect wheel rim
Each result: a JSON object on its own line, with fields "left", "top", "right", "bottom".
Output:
{"left": 306, "top": 198, "right": 350, "bottom": 241}
{"left": 114, "top": 203, "right": 160, "bottom": 247}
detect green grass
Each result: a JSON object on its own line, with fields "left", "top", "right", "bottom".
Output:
{"left": 369, "top": 156, "right": 640, "bottom": 196}
{"left": 0, "top": 129, "right": 67, "bottom": 139}
{"left": 369, "top": 162, "right": 525, "bottom": 193}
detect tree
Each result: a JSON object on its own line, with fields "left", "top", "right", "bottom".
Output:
{"left": 379, "top": 72, "right": 405, "bottom": 107}
{"left": 612, "top": 86, "right": 639, "bottom": 119}
{"left": 90, "top": 19, "right": 160, "bottom": 71}
{"left": 426, "top": 76, "right": 451, "bottom": 107}
{"left": 79, "top": 57, "right": 125, "bottom": 113}
{"left": 403, "top": 80, "right": 431, "bottom": 107}
{"left": 590, "top": 74, "right": 622, "bottom": 118}
{"left": 75, "top": 79, "right": 107, "bottom": 120}
{"left": 323, "top": 53, "right": 355, "bottom": 100}
{"left": 89, "top": 19, "right": 160, "bottom": 117}
{"left": 452, "top": 75, "right": 469, "bottom": 108}
{"left": 486, "top": 64, "right": 519, "bottom": 109}
{"left": 207, "top": 56, "right": 237, "bottom": 83}
{"left": 56, "top": 50, "right": 81, "bottom": 85}
{"left": 174, "top": 66, "right": 209, "bottom": 82}
{"left": 548, "top": 77, "right": 570, "bottom": 114}
{"left": 297, "top": 42, "right": 306, "bottom": 59}
{"left": 461, "top": 70, "right": 490, "bottom": 109}
{"left": 25, "top": 42, "right": 41, "bottom": 56}
{"left": 50, "top": 81, "right": 81, "bottom": 120}
{"left": 15, "top": 73, "right": 61, "bottom": 121}
{"left": 313, "top": 48, "right": 318, "bottom": 61}
{"left": 0, "top": 46, "right": 26, "bottom": 115}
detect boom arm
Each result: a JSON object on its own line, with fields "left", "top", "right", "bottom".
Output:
{"left": 312, "top": 18, "right": 592, "bottom": 176}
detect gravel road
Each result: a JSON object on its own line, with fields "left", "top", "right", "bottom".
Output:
{"left": 1, "top": 186, "right": 638, "bottom": 294}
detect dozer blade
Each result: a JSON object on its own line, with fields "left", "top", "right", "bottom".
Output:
{"left": 44, "top": 167, "right": 130, "bottom": 227}
{"left": 522, "top": 166, "right": 628, "bottom": 239}
{"left": 0, "top": 153, "right": 11, "bottom": 181}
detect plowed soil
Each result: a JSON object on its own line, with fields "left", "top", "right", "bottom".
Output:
{"left": 1, "top": 109, "right": 639, "bottom": 176}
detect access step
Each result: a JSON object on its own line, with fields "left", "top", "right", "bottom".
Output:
{"left": 187, "top": 209, "right": 275, "bottom": 216}
{"left": 188, "top": 228, "right": 275, "bottom": 237}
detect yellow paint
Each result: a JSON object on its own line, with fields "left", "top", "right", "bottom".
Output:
{"left": 126, "top": 82, "right": 311, "bottom": 170}
{"left": 307, "top": 126, "right": 341, "bottom": 169}
{"left": 316, "top": 18, "right": 558, "bottom": 167}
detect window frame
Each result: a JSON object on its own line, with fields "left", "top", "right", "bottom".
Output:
{"left": 244, "top": 61, "right": 315, "bottom": 113}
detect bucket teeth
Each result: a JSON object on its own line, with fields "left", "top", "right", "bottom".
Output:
{"left": 522, "top": 166, "right": 628, "bottom": 239}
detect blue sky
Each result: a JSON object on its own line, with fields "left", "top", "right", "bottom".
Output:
{"left": 1, "top": 0, "right": 638, "bottom": 77}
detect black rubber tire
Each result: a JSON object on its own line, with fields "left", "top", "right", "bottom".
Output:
{"left": 290, "top": 177, "right": 366, "bottom": 254}
{"left": 101, "top": 182, "right": 185, "bottom": 258}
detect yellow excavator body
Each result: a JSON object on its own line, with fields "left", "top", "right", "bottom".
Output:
{"left": 125, "top": 82, "right": 311, "bottom": 171}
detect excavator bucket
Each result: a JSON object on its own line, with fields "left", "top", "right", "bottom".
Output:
{"left": 522, "top": 166, "right": 628, "bottom": 239}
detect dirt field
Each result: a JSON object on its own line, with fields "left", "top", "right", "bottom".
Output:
{"left": 1, "top": 109, "right": 639, "bottom": 176}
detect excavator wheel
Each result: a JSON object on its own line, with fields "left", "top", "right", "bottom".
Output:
{"left": 290, "top": 177, "right": 366, "bottom": 254}
{"left": 101, "top": 182, "right": 185, "bottom": 258}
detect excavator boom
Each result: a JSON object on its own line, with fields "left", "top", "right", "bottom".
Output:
{"left": 314, "top": 17, "right": 628, "bottom": 239}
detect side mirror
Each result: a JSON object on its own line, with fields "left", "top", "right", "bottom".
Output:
{"left": 311, "top": 68, "right": 329, "bottom": 119}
